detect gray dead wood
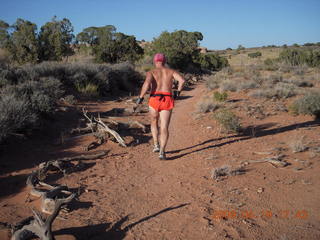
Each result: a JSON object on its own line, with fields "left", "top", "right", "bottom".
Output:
{"left": 248, "top": 155, "right": 288, "bottom": 168}
{"left": 11, "top": 194, "right": 75, "bottom": 240}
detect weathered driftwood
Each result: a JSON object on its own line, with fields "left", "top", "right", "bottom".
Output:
{"left": 27, "top": 151, "right": 107, "bottom": 214}
{"left": 82, "top": 109, "right": 127, "bottom": 147}
{"left": 94, "top": 114, "right": 127, "bottom": 147}
{"left": 248, "top": 155, "right": 288, "bottom": 168}
{"left": 11, "top": 193, "right": 75, "bottom": 240}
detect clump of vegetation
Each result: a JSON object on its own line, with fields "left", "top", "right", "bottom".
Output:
{"left": 289, "top": 92, "right": 320, "bottom": 118}
{"left": 213, "top": 91, "right": 228, "bottom": 102}
{"left": 248, "top": 52, "right": 262, "bottom": 58}
{"left": 211, "top": 165, "right": 245, "bottom": 179}
{"left": 0, "top": 75, "right": 63, "bottom": 142}
{"left": 150, "top": 30, "right": 228, "bottom": 71}
{"left": 214, "top": 109, "right": 242, "bottom": 133}
{"left": 0, "top": 94, "right": 37, "bottom": 142}
{"left": 0, "top": 61, "right": 142, "bottom": 142}
{"left": 75, "top": 83, "right": 99, "bottom": 97}
{"left": 194, "top": 53, "right": 229, "bottom": 72}
{"left": 1, "top": 18, "right": 144, "bottom": 65}
{"left": 205, "top": 74, "right": 222, "bottom": 90}
{"left": 279, "top": 48, "right": 320, "bottom": 67}
{"left": 264, "top": 58, "right": 279, "bottom": 71}
{"left": 249, "top": 82, "right": 298, "bottom": 99}
{"left": 288, "top": 135, "right": 308, "bottom": 153}
{"left": 196, "top": 98, "right": 220, "bottom": 113}
{"left": 219, "top": 80, "right": 237, "bottom": 92}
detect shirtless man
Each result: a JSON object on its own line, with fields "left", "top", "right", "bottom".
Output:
{"left": 136, "top": 53, "right": 185, "bottom": 160}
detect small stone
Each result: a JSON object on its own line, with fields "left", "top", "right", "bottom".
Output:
{"left": 257, "top": 187, "right": 264, "bottom": 193}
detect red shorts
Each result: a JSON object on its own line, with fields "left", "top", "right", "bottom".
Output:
{"left": 149, "top": 91, "right": 174, "bottom": 111}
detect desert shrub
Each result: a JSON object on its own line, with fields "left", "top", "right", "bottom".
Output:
{"left": 2, "top": 77, "right": 63, "bottom": 114}
{"left": 284, "top": 77, "right": 313, "bottom": 87}
{"left": 150, "top": 30, "right": 228, "bottom": 71}
{"left": 75, "top": 83, "right": 99, "bottom": 97}
{"left": 18, "top": 62, "right": 142, "bottom": 96}
{"left": 293, "top": 65, "right": 308, "bottom": 75}
{"left": 213, "top": 91, "right": 228, "bottom": 102}
{"left": 264, "top": 58, "right": 279, "bottom": 71}
{"left": 205, "top": 74, "right": 222, "bottom": 90}
{"left": 0, "top": 61, "right": 142, "bottom": 142}
{"left": 220, "top": 80, "right": 237, "bottom": 92}
{"left": 214, "top": 109, "right": 241, "bottom": 133}
{"left": 63, "top": 95, "right": 77, "bottom": 105}
{"left": 249, "top": 82, "right": 297, "bottom": 99}
{"left": 266, "top": 74, "right": 283, "bottom": 84}
{"left": 0, "top": 75, "right": 62, "bottom": 142}
{"left": 288, "top": 135, "right": 308, "bottom": 153}
{"left": 279, "top": 48, "right": 320, "bottom": 67}
{"left": 194, "top": 53, "right": 229, "bottom": 71}
{"left": 248, "top": 52, "right": 262, "bottom": 58}
{"left": 220, "top": 66, "right": 234, "bottom": 75}
{"left": 237, "top": 81, "right": 259, "bottom": 90}
{"left": 196, "top": 98, "right": 220, "bottom": 113}
{"left": 0, "top": 94, "right": 37, "bottom": 142}
{"left": 289, "top": 92, "right": 320, "bottom": 118}
{"left": 211, "top": 165, "right": 245, "bottom": 179}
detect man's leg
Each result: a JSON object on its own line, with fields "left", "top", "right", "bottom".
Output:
{"left": 159, "top": 109, "right": 172, "bottom": 159}
{"left": 149, "top": 107, "right": 160, "bottom": 147}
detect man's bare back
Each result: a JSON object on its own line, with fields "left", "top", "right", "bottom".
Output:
{"left": 147, "top": 66, "right": 185, "bottom": 94}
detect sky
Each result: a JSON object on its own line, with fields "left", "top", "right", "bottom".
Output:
{"left": 1, "top": 0, "right": 320, "bottom": 50}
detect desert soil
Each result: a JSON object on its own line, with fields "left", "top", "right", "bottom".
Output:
{"left": 0, "top": 82, "right": 320, "bottom": 240}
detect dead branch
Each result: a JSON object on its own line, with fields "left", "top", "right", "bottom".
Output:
{"left": 94, "top": 114, "right": 127, "bottom": 147}
{"left": 248, "top": 155, "right": 288, "bottom": 168}
{"left": 11, "top": 194, "right": 75, "bottom": 240}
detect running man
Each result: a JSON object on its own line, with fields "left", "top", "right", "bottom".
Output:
{"left": 136, "top": 53, "right": 185, "bottom": 160}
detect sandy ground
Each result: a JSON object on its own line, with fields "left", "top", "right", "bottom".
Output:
{"left": 1, "top": 82, "right": 320, "bottom": 240}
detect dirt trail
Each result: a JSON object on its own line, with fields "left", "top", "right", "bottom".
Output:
{"left": 1, "top": 82, "right": 320, "bottom": 240}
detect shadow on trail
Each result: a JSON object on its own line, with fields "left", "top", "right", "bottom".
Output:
{"left": 54, "top": 203, "right": 189, "bottom": 240}
{"left": 177, "top": 95, "right": 193, "bottom": 100}
{"left": 166, "top": 120, "right": 319, "bottom": 161}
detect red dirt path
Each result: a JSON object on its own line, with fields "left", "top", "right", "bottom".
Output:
{"left": 1, "top": 82, "right": 320, "bottom": 239}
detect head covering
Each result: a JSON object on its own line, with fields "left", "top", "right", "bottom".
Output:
{"left": 153, "top": 53, "right": 166, "bottom": 63}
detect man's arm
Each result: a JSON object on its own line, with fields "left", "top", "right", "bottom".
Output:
{"left": 172, "top": 71, "right": 185, "bottom": 99}
{"left": 173, "top": 71, "right": 185, "bottom": 92}
{"left": 136, "top": 71, "right": 153, "bottom": 104}
{"left": 139, "top": 71, "right": 153, "bottom": 98}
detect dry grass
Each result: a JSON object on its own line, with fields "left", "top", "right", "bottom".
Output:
{"left": 288, "top": 135, "right": 308, "bottom": 153}
{"left": 211, "top": 165, "right": 246, "bottom": 179}
{"left": 196, "top": 97, "right": 220, "bottom": 113}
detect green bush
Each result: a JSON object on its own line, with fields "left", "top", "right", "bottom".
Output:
{"left": 289, "top": 92, "right": 320, "bottom": 118}
{"left": 213, "top": 91, "right": 228, "bottom": 102}
{"left": 214, "top": 109, "right": 241, "bottom": 133}
{"left": 150, "top": 30, "right": 228, "bottom": 72}
{"left": 0, "top": 94, "right": 37, "bottom": 142}
{"left": 0, "top": 62, "right": 142, "bottom": 142}
{"left": 264, "top": 58, "right": 279, "bottom": 71}
{"left": 248, "top": 52, "right": 262, "bottom": 58}
{"left": 150, "top": 30, "right": 202, "bottom": 71}
{"left": 279, "top": 48, "right": 320, "bottom": 67}
{"left": 194, "top": 53, "right": 229, "bottom": 71}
